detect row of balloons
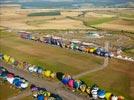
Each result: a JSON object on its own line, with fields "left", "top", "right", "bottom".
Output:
{"left": 0, "top": 53, "right": 124, "bottom": 100}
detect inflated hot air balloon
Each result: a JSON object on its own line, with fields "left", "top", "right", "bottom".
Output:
{"left": 31, "top": 84, "right": 38, "bottom": 91}
{"left": 33, "top": 67, "right": 38, "bottom": 73}
{"left": 28, "top": 66, "right": 35, "bottom": 73}
{"left": 61, "top": 74, "right": 71, "bottom": 85}
{"left": 37, "top": 94, "right": 44, "bottom": 100}
{"left": 73, "top": 80, "right": 82, "bottom": 90}
{"left": 32, "top": 91, "right": 38, "bottom": 98}
{"left": 80, "top": 84, "right": 87, "bottom": 92}
{"left": 36, "top": 67, "right": 43, "bottom": 74}
{"left": 6, "top": 73, "right": 15, "bottom": 84}
{"left": 118, "top": 96, "right": 125, "bottom": 100}
{"left": 91, "top": 84, "right": 99, "bottom": 100}
{"left": 9, "top": 57, "right": 15, "bottom": 64}
{"left": 38, "top": 90, "right": 44, "bottom": 95}
{"left": 86, "top": 87, "right": 91, "bottom": 94}
{"left": 0, "top": 71, "right": 8, "bottom": 80}
{"left": 105, "top": 92, "right": 112, "bottom": 100}
{"left": 20, "top": 79, "right": 29, "bottom": 89}
{"left": 97, "top": 89, "right": 106, "bottom": 99}
{"left": 111, "top": 95, "right": 118, "bottom": 100}
{"left": 13, "top": 77, "right": 23, "bottom": 88}
{"left": 50, "top": 72, "right": 56, "bottom": 78}
{"left": 90, "top": 48, "right": 95, "bottom": 53}
{"left": 68, "top": 79, "right": 74, "bottom": 89}
{"left": 44, "top": 70, "right": 51, "bottom": 77}
{"left": 91, "top": 88, "right": 98, "bottom": 99}
{"left": 43, "top": 91, "right": 51, "bottom": 97}
{"left": 3, "top": 54, "right": 10, "bottom": 62}
{"left": 31, "top": 36, "right": 36, "bottom": 40}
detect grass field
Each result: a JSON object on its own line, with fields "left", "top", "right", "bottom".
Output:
{"left": 1, "top": 6, "right": 134, "bottom": 31}
{"left": 0, "top": 79, "right": 23, "bottom": 100}
{"left": 0, "top": 30, "right": 103, "bottom": 75}
{"left": 83, "top": 17, "right": 116, "bottom": 26}
{"left": 80, "top": 59, "right": 134, "bottom": 100}
{"left": 0, "top": 6, "right": 134, "bottom": 99}
{"left": 0, "top": 79, "right": 32, "bottom": 100}
{"left": 27, "top": 11, "right": 61, "bottom": 17}
{"left": 0, "top": 29, "right": 134, "bottom": 99}
{"left": 0, "top": 6, "right": 91, "bottom": 30}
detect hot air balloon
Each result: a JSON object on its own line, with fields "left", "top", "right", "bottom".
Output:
{"left": 68, "top": 79, "right": 74, "bottom": 89}
{"left": 73, "top": 80, "right": 82, "bottom": 90}
{"left": 111, "top": 95, "right": 118, "bottom": 100}
{"left": 61, "top": 74, "right": 71, "bottom": 85}
{"left": 97, "top": 89, "right": 106, "bottom": 99}
{"left": 86, "top": 86, "right": 91, "bottom": 94}
{"left": 6, "top": 73, "right": 15, "bottom": 84}
{"left": 105, "top": 92, "right": 112, "bottom": 100}
{"left": 80, "top": 84, "right": 87, "bottom": 92}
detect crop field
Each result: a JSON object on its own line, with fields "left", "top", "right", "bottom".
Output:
{"left": 94, "top": 18, "right": 134, "bottom": 32}
{"left": 0, "top": 6, "right": 134, "bottom": 32}
{"left": 27, "top": 11, "right": 61, "bottom": 16}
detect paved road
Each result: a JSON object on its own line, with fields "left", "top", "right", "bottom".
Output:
{"left": 0, "top": 61, "right": 89, "bottom": 100}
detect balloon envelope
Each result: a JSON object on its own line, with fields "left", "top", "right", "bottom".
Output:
{"left": 37, "top": 94, "right": 44, "bottom": 100}
{"left": 105, "top": 92, "right": 112, "bottom": 100}
{"left": 97, "top": 89, "right": 106, "bottom": 99}
{"left": 68, "top": 79, "right": 74, "bottom": 88}
{"left": 7, "top": 77, "right": 15, "bottom": 84}
{"left": 74, "top": 80, "right": 81, "bottom": 89}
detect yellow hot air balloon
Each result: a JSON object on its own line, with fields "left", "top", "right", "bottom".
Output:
{"left": 44, "top": 70, "right": 51, "bottom": 77}
{"left": 9, "top": 57, "right": 15, "bottom": 64}
{"left": 80, "top": 84, "right": 87, "bottom": 92}
{"left": 105, "top": 92, "right": 112, "bottom": 100}
{"left": 3, "top": 54, "right": 10, "bottom": 62}
{"left": 50, "top": 72, "right": 55, "bottom": 78}
{"left": 43, "top": 91, "right": 51, "bottom": 97}
{"left": 31, "top": 36, "right": 35, "bottom": 40}
{"left": 86, "top": 87, "right": 91, "bottom": 94}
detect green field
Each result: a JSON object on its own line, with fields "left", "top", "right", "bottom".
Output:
{"left": 79, "top": 59, "right": 134, "bottom": 100}
{"left": 83, "top": 17, "right": 116, "bottom": 26}
{"left": 27, "top": 11, "right": 61, "bottom": 16}
{"left": 0, "top": 29, "right": 133, "bottom": 100}
{"left": 0, "top": 79, "right": 22, "bottom": 100}
{"left": 0, "top": 30, "right": 103, "bottom": 75}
